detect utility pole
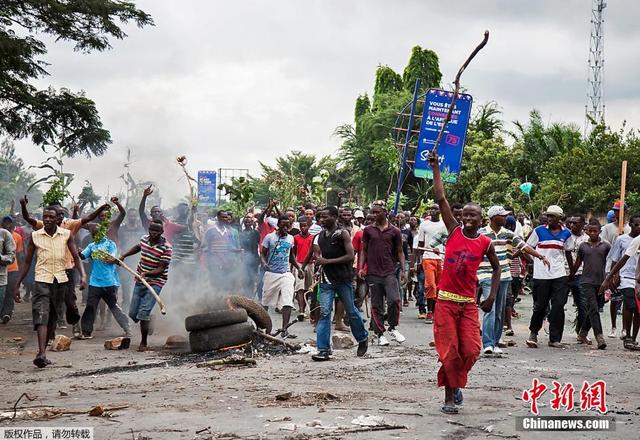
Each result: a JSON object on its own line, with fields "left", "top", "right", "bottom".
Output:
{"left": 585, "top": 0, "right": 606, "bottom": 136}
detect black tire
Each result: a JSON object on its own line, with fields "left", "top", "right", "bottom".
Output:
{"left": 184, "top": 309, "right": 248, "bottom": 332}
{"left": 189, "top": 322, "right": 254, "bottom": 353}
{"left": 225, "top": 295, "right": 272, "bottom": 334}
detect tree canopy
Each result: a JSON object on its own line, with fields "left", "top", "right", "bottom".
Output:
{"left": 0, "top": 0, "right": 153, "bottom": 157}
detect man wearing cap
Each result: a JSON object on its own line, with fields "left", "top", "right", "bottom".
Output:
{"left": 600, "top": 201, "right": 630, "bottom": 247}
{"left": 526, "top": 205, "right": 572, "bottom": 349}
{"left": 478, "top": 206, "right": 549, "bottom": 355}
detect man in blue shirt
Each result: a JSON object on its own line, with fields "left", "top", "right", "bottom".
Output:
{"left": 261, "top": 216, "right": 301, "bottom": 338}
{"left": 79, "top": 236, "right": 131, "bottom": 338}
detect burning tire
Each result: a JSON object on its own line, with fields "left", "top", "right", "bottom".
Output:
{"left": 184, "top": 309, "right": 248, "bottom": 332}
{"left": 225, "top": 295, "right": 272, "bottom": 334}
{"left": 189, "top": 322, "right": 254, "bottom": 353}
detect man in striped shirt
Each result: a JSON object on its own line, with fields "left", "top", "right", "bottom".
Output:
{"left": 477, "top": 206, "right": 549, "bottom": 355}
{"left": 120, "top": 220, "right": 172, "bottom": 351}
{"left": 526, "top": 205, "right": 572, "bottom": 348}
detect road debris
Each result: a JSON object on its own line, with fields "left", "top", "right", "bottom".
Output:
{"left": 104, "top": 337, "right": 131, "bottom": 350}
{"left": 195, "top": 356, "right": 256, "bottom": 368}
{"left": 50, "top": 335, "right": 71, "bottom": 351}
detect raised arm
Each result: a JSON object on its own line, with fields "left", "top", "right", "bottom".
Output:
{"left": 19, "top": 196, "right": 37, "bottom": 228}
{"left": 80, "top": 203, "right": 110, "bottom": 226}
{"left": 427, "top": 151, "right": 457, "bottom": 232}
{"left": 139, "top": 185, "right": 153, "bottom": 230}
{"left": 110, "top": 197, "right": 126, "bottom": 228}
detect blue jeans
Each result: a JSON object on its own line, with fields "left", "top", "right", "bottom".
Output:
{"left": 317, "top": 282, "right": 368, "bottom": 353}
{"left": 129, "top": 283, "right": 162, "bottom": 322}
{"left": 480, "top": 279, "right": 510, "bottom": 348}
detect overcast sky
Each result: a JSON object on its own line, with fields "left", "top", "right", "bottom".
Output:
{"left": 15, "top": 0, "right": 640, "bottom": 205}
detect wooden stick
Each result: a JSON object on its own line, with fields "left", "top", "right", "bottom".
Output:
{"left": 619, "top": 160, "right": 628, "bottom": 235}
{"left": 114, "top": 257, "right": 167, "bottom": 315}
{"left": 432, "top": 31, "right": 489, "bottom": 157}
{"left": 196, "top": 358, "right": 256, "bottom": 368}
{"left": 253, "top": 331, "right": 300, "bottom": 350}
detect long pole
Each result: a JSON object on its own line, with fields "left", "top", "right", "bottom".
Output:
{"left": 431, "top": 31, "right": 489, "bottom": 157}
{"left": 618, "top": 160, "right": 628, "bottom": 234}
{"left": 393, "top": 79, "right": 421, "bottom": 214}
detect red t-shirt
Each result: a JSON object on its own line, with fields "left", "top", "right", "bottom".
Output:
{"left": 438, "top": 226, "right": 491, "bottom": 298}
{"left": 259, "top": 221, "right": 275, "bottom": 245}
{"left": 293, "top": 233, "right": 314, "bottom": 264}
{"left": 352, "top": 229, "right": 367, "bottom": 274}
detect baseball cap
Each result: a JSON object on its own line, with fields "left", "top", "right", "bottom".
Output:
{"left": 353, "top": 209, "right": 365, "bottom": 219}
{"left": 545, "top": 205, "right": 564, "bottom": 216}
{"left": 612, "top": 200, "right": 629, "bottom": 211}
{"left": 487, "top": 205, "right": 510, "bottom": 218}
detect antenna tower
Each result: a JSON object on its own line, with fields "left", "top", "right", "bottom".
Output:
{"left": 585, "top": 0, "right": 606, "bottom": 135}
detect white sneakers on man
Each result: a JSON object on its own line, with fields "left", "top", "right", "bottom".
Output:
{"left": 377, "top": 335, "right": 390, "bottom": 346}
{"left": 389, "top": 329, "right": 406, "bottom": 344}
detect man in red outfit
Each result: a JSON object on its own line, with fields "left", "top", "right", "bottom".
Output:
{"left": 428, "top": 152, "right": 501, "bottom": 414}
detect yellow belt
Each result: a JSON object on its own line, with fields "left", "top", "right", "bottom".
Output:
{"left": 438, "top": 290, "right": 476, "bottom": 303}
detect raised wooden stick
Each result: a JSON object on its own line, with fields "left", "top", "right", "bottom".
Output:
{"left": 432, "top": 31, "right": 489, "bottom": 156}
{"left": 93, "top": 251, "right": 167, "bottom": 315}
{"left": 619, "top": 160, "right": 628, "bottom": 235}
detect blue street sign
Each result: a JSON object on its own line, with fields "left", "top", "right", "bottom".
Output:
{"left": 414, "top": 89, "right": 473, "bottom": 183}
{"left": 198, "top": 170, "right": 217, "bottom": 206}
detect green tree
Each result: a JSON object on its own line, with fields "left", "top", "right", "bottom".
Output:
{"left": 0, "top": 138, "right": 42, "bottom": 211}
{"left": 0, "top": 1, "right": 153, "bottom": 157}
{"left": 402, "top": 46, "right": 442, "bottom": 92}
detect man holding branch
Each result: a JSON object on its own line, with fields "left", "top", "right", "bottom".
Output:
{"left": 427, "top": 151, "right": 501, "bottom": 414}
{"left": 119, "top": 220, "right": 172, "bottom": 351}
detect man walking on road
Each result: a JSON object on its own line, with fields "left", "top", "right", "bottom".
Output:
{"left": 361, "top": 202, "right": 406, "bottom": 346}
{"left": 427, "top": 152, "right": 501, "bottom": 414}
{"left": 414, "top": 204, "right": 447, "bottom": 322}
{"left": 526, "top": 205, "right": 572, "bottom": 349}
{"left": 478, "top": 206, "right": 549, "bottom": 356}
{"left": 14, "top": 207, "right": 87, "bottom": 367}
{"left": 306, "top": 206, "right": 368, "bottom": 361}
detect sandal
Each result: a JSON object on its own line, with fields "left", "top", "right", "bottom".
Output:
{"left": 441, "top": 404, "right": 459, "bottom": 414}
{"left": 624, "top": 339, "right": 640, "bottom": 351}
{"left": 33, "top": 356, "right": 48, "bottom": 368}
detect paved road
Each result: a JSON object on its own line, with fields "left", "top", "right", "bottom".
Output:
{"left": 0, "top": 293, "right": 638, "bottom": 439}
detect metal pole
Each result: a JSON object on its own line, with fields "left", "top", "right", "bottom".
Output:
{"left": 393, "top": 79, "right": 421, "bottom": 214}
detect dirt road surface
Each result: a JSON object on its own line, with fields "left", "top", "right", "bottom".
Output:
{"left": 1, "top": 294, "right": 638, "bottom": 439}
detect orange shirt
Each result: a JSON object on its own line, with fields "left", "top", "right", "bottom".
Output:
{"left": 35, "top": 219, "right": 82, "bottom": 269}
{"left": 7, "top": 231, "right": 23, "bottom": 272}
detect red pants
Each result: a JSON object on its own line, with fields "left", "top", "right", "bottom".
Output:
{"left": 422, "top": 259, "right": 442, "bottom": 300}
{"left": 433, "top": 299, "right": 481, "bottom": 388}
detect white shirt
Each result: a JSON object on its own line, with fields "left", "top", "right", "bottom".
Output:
{"left": 601, "top": 222, "right": 630, "bottom": 246}
{"left": 415, "top": 220, "right": 447, "bottom": 260}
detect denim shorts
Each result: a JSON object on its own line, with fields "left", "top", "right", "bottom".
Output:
{"left": 128, "top": 282, "right": 162, "bottom": 322}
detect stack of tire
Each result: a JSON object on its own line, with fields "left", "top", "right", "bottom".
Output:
{"left": 185, "top": 296, "right": 272, "bottom": 353}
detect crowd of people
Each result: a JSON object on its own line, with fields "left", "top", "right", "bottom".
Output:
{"left": 0, "top": 155, "right": 639, "bottom": 414}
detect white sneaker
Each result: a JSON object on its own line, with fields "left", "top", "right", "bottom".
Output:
{"left": 608, "top": 328, "right": 617, "bottom": 338}
{"left": 483, "top": 346, "right": 494, "bottom": 355}
{"left": 493, "top": 346, "right": 504, "bottom": 355}
{"left": 389, "top": 329, "right": 406, "bottom": 344}
{"left": 377, "top": 335, "right": 390, "bottom": 346}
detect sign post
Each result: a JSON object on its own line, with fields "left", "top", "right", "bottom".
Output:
{"left": 619, "top": 160, "right": 628, "bottom": 234}
{"left": 393, "top": 79, "right": 421, "bottom": 214}
{"left": 413, "top": 89, "right": 473, "bottom": 182}
{"left": 197, "top": 170, "right": 217, "bottom": 207}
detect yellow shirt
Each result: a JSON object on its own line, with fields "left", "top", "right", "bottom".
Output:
{"left": 35, "top": 218, "right": 82, "bottom": 269}
{"left": 32, "top": 227, "right": 71, "bottom": 283}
